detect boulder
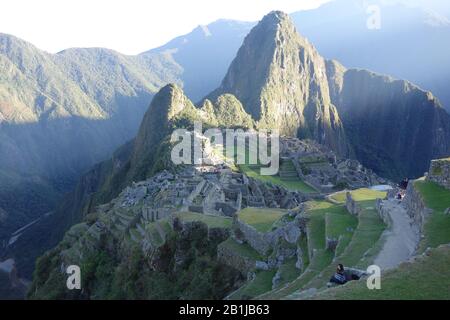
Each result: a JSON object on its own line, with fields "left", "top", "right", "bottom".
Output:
{"left": 255, "top": 261, "right": 269, "bottom": 271}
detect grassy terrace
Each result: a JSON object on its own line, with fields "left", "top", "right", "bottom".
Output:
{"left": 329, "top": 188, "right": 387, "bottom": 204}
{"left": 240, "top": 163, "right": 316, "bottom": 193}
{"left": 325, "top": 206, "right": 358, "bottom": 257}
{"left": 174, "top": 212, "right": 232, "bottom": 229}
{"left": 303, "top": 182, "right": 450, "bottom": 300}
{"left": 276, "top": 258, "right": 302, "bottom": 287}
{"left": 231, "top": 144, "right": 317, "bottom": 193}
{"left": 414, "top": 180, "right": 450, "bottom": 252}
{"left": 238, "top": 208, "right": 287, "bottom": 233}
{"left": 301, "top": 202, "right": 385, "bottom": 293}
{"left": 145, "top": 222, "right": 163, "bottom": 246}
{"left": 257, "top": 201, "right": 338, "bottom": 299}
{"left": 313, "top": 245, "right": 450, "bottom": 300}
{"left": 228, "top": 270, "right": 277, "bottom": 300}
{"left": 258, "top": 188, "right": 387, "bottom": 299}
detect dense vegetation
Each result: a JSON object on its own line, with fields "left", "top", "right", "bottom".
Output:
{"left": 29, "top": 221, "right": 243, "bottom": 300}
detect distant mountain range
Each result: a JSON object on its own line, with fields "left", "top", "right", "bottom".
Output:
{"left": 33, "top": 9, "right": 450, "bottom": 271}
{"left": 149, "top": 0, "right": 450, "bottom": 112}
{"left": 1, "top": 0, "right": 450, "bottom": 292}
{"left": 0, "top": 33, "right": 182, "bottom": 250}
{"left": 28, "top": 10, "right": 450, "bottom": 299}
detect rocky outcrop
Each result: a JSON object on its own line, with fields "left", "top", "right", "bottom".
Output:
{"left": 427, "top": 158, "right": 450, "bottom": 190}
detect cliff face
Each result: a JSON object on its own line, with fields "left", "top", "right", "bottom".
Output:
{"left": 329, "top": 68, "right": 450, "bottom": 180}
{"left": 207, "top": 11, "right": 349, "bottom": 156}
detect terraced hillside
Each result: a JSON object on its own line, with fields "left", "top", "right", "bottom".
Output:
{"left": 255, "top": 189, "right": 387, "bottom": 300}
{"left": 413, "top": 180, "right": 450, "bottom": 252}
{"left": 259, "top": 181, "right": 450, "bottom": 300}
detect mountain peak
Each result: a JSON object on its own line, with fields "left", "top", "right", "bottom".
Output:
{"left": 206, "top": 10, "right": 348, "bottom": 155}
{"left": 144, "top": 83, "right": 190, "bottom": 122}
{"left": 257, "top": 10, "right": 300, "bottom": 39}
{"left": 261, "top": 10, "right": 290, "bottom": 24}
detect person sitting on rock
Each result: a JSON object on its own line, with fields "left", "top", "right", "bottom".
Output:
{"left": 329, "top": 264, "right": 347, "bottom": 285}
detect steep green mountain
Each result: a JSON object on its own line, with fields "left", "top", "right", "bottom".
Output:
{"left": 206, "top": 12, "right": 349, "bottom": 157}
{"left": 0, "top": 34, "right": 181, "bottom": 185}
{"left": 0, "top": 33, "right": 181, "bottom": 281}
{"left": 205, "top": 11, "right": 450, "bottom": 180}
{"left": 49, "top": 84, "right": 254, "bottom": 229}
{"left": 15, "top": 9, "right": 450, "bottom": 299}
{"left": 146, "top": 1, "right": 450, "bottom": 113}
{"left": 30, "top": 10, "right": 450, "bottom": 270}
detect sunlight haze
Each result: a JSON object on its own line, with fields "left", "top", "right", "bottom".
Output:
{"left": 0, "top": 0, "right": 331, "bottom": 54}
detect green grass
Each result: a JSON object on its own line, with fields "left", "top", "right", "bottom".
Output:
{"left": 228, "top": 270, "right": 277, "bottom": 300}
{"left": 260, "top": 192, "right": 386, "bottom": 299}
{"left": 256, "top": 201, "right": 336, "bottom": 299}
{"left": 325, "top": 207, "right": 358, "bottom": 240}
{"left": 219, "top": 238, "right": 263, "bottom": 261}
{"left": 276, "top": 258, "right": 302, "bottom": 287}
{"left": 330, "top": 188, "right": 387, "bottom": 204}
{"left": 238, "top": 208, "right": 287, "bottom": 233}
{"left": 303, "top": 202, "right": 385, "bottom": 291}
{"left": 239, "top": 164, "right": 316, "bottom": 193}
{"left": 258, "top": 250, "right": 335, "bottom": 300}
{"left": 312, "top": 245, "right": 450, "bottom": 300}
{"left": 232, "top": 144, "right": 316, "bottom": 193}
{"left": 145, "top": 223, "right": 163, "bottom": 246}
{"left": 174, "top": 212, "right": 232, "bottom": 229}
{"left": 324, "top": 206, "right": 358, "bottom": 257}
{"left": 414, "top": 180, "right": 450, "bottom": 251}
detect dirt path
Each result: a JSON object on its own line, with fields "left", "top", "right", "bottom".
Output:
{"left": 374, "top": 199, "right": 419, "bottom": 270}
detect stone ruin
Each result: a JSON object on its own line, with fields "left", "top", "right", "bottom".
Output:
{"left": 426, "top": 158, "right": 450, "bottom": 190}
{"left": 279, "top": 137, "right": 386, "bottom": 193}
{"left": 346, "top": 192, "right": 361, "bottom": 216}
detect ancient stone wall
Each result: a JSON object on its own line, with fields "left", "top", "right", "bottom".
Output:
{"left": 346, "top": 192, "right": 361, "bottom": 216}
{"left": 235, "top": 218, "right": 301, "bottom": 256}
{"left": 375, "top": 199, "right": 392, "bottom": 227}
{"left": 427, "top": 159, "right": 450, "bottom": 190}
{"left": 404, "top": 181, "right": 431, "bottom": 232}
{"left": 217, "top": 242, "right": 256, "bottom": 274}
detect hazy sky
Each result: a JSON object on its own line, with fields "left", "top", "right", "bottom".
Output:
{"left": 0, "top": 0, "right": 330, "bottom": 54}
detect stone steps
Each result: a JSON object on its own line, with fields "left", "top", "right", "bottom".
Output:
{"left": 284, "top": 203, "right": 386, "bottom": 299}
